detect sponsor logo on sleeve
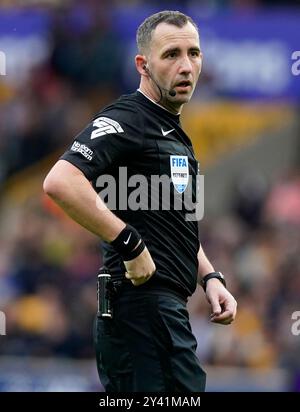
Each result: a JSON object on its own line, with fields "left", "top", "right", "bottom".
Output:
{"left": 71, "top": 141, "right": 93, "bottom": 161}
{"left": 91, "top": 117, "right": 124, "bottom": 139}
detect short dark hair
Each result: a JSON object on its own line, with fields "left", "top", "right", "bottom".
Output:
{"left": 136, "top": 10, "right": 199, "bottom": 54}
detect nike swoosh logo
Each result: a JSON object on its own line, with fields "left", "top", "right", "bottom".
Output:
{"left": 124, "top": 233, "right": 132, "bottom": 245}
{"left": 161, "top": 128, "right": 175, "bottom": 137}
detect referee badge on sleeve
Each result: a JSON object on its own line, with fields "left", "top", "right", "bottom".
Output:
{"left": 170, "top": 155, "right": 189, "bottom": 193}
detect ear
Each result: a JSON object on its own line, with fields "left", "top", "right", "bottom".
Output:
{"left": 135, "top": 55, "right": 148, "bottom": 76}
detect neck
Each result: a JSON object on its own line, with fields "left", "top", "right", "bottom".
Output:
{"left": 139, "top": 82, "right": 181, "bottom": 115}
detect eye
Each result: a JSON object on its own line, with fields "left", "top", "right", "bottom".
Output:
{"left": 190, "top": 50, "right": 200, "bottom": 57}
{"left": 167, "top": 52, "right": 177, "bottom": 59}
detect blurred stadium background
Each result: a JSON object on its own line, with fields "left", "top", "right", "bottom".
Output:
{"left": 0, "top": 0, "right": 300, "bottom": 392}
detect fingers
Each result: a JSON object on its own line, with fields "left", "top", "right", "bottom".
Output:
{"left": 124, "top": 246, "right": 156, "bottom": 286}
{"left": 211, "top": 310, "right": 234, "bottom": 324}
{"left": 210, "top": 301, "right": 222, "bottom": 318}
{"left": 125, "top": 271, "right": 152, "bottom": 286}
{"left": 210, "top": 298, "right": 237, "bottom": 325}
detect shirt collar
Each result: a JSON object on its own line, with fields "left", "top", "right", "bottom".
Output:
{"left": 137, "top": 89, "right": 180, "bottom": 117}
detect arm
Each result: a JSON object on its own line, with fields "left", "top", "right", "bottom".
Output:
{"left": 43, "top": 159, "right": 155, "bottom": 285}
{"left": 197, "top": 244, "right": 215, "bottom": 282}
{"left": 44, "top": 160, "right": 125, "bottom": 241}
{"left": 197, "top": 244, "right": 237, "bottom": 325}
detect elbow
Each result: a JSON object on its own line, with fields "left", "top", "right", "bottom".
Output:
{"left": 43, "top": 160, "right": 83, "bottom": 200}
{"left": 43, "top": 171, "right": 63, "bottom": 200}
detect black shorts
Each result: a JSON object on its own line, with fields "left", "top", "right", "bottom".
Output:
{"left": 93, "top": 291, "right": 206, "bottom": 392}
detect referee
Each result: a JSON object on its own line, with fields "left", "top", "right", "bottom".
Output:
{"left": 44, "top": 10, "right": 237, "bottom": 392}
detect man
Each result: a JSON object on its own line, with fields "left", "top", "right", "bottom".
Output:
{"left": 44, "top": 10, "right": 237, "bottom": 392}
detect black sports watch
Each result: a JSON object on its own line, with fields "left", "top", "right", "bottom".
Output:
{"left": 201, "top": 272, "right": 226, "bottom": 292}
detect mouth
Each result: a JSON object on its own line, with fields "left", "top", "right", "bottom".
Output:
{"left": 174, "top": 80, "right": 192, "bottom": 92}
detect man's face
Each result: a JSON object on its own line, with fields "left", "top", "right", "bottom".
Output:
{"left": 147, "top": 21, "right": 202, "bottom": 108}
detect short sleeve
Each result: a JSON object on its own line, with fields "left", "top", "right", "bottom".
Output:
{"left": 60, "top": 107, "right": 144, "bottom": 180}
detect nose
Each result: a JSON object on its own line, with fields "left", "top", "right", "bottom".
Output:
{"left": 178, "top": 56, "right": 193, "bottom": 75}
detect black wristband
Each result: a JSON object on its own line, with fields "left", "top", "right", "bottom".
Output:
{"left": 201, "top": 272, "right": 226, "bottom": 292}
{"left": 124, "top": 239, "right": 146, "bottom": 261}
{"left": 110, "top": 224, "right": 145, "bottom": 261}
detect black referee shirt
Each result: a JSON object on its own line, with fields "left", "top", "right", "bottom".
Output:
{"left": 61, "top": 90, "right": 200, "bottom": 299}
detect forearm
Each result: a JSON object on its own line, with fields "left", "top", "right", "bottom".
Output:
{"left": 43, "top": 160, "right": 125, "bottom": 242}
{"left": 197, "top": 244, "right": 215, "bottom": 283}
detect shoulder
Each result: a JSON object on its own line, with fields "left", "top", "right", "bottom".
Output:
{"left": 93, "top": 93, "right": 141, "bottom": 122}
{"left": 90, "top": 92, "right": 143, "bottom": 137}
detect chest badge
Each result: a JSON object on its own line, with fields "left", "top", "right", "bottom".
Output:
{"left": 170, "top": 155, "right": 189, "bottom": 193}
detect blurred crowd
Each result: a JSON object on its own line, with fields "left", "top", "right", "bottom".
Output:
{"left": 1, "top": 0, "right": 300, "bottom": 9}
{"left": 0, "top": 2, "right": 124, "bottom": 186}
{"left": 190, "top": 169, "right": 300, "bottom": 391}
{"left": 0, "top": 0, "right": 300, "bottom": 392}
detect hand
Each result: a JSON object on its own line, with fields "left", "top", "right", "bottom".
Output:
{"left": 205, "top": 278, "right": 237, "bottom": 325}
{"left": 124, "top": 245, "right": 156, "bottom": 286}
